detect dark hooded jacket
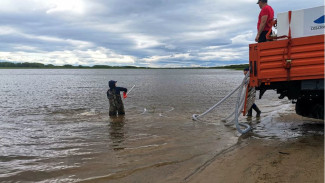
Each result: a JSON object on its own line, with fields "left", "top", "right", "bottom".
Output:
{"left": 107, "top": 80, "right": 127, "bottom": 99}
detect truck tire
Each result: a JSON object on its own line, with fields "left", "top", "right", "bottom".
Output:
{"left": 311, "top": 104, "right": 324, "bottom": 119}
{"left": 296, "top": 99, "right": 324, "bottom": 119}
{"left": 295, "top": 99, "right": 308, "bottom": 117}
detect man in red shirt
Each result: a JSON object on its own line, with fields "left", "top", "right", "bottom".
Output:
{"left": 255, "top": 0, "right": 274, "bottom": 43}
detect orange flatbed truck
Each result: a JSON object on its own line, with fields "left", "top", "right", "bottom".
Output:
{"left": 247, "top": 7, "right": 324, "bottom": 119}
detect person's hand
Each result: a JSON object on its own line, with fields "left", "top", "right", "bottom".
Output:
{"left": 255, "top": 34, "right": 260, "bottom": 42}
{"left": 123, "top": 92, "right": 127, "bottom": 99}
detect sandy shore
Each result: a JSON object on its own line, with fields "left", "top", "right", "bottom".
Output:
{"left": 186, "top": 135, "right": 324, "bottom": 183}
{"left": 84, "top": 134, "right": 324, "bottom": 183}
{"left": 81, "top": 114, "right": 324, "bottom": 183}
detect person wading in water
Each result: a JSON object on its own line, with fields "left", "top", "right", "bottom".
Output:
{"left": 107, "top": 80, "right": 127, "bottom": 116}
{"left": 244, "top": 68, "right": 261, "bottom": 117}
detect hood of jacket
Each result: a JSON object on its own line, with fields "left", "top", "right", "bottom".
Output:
{"left": 109, "top": 80, "right": 117, "bottom": 88}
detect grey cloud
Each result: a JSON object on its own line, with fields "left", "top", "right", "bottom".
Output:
{"left": 0, "top": 0, "right": 321, "bottom": 66}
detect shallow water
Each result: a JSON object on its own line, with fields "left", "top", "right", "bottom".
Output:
{"left": 0, "top": 69, "right": 323, "bottom": 182}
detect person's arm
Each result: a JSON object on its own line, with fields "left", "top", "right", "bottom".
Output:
{"left": 107, "top": 90, "right": 110, "bottom": 99}
{"left": 117, "top": 87, "right": 127, "bottom": 93}
{"left": 255, "top": 15, "right": 268, "bottom": 42}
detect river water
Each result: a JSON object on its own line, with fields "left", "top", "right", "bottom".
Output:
{"left": 0, "top": 69, "right": 323, "bottom": 182}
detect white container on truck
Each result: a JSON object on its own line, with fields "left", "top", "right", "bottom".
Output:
{"left": 277, "top": 6, "right": 324, "bottom": 38}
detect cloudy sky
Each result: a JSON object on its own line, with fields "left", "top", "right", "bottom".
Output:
{"left": 0, "top": 0, "right": 322, "bottom": 67}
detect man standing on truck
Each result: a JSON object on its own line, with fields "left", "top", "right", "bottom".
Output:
{"left": 255, "top": 0, "right": 274, "bottom": 43}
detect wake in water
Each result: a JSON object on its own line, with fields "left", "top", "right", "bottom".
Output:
{"left": 125, "top": 106, "right": 175, "bottom": 118}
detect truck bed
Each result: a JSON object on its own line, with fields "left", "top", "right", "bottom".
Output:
{"left": 249, "top": 34, "right": 324, "bottom": 87}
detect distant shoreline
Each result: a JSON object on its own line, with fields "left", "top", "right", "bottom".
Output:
{"left": 0, "top": 62, "right": 248, "bottom": 70}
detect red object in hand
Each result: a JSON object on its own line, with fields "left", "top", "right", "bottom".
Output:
{"left": 123, "top": 92, "right": 127, "bottom": 99}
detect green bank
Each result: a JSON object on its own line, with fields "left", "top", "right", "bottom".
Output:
{"left": 0, "top": 61, "right": 248, "bottom": 70}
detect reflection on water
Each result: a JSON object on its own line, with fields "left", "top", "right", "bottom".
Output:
{"left": 0, "top": 69, "right": 323, "bottom": 182}
{"left": 109, "top": 116, "right": 126, "bottom": 151}
{"left": 239, "top": 101, "right": 324, "bottom": 140}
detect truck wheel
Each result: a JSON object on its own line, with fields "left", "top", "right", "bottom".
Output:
{"left": 296, "top": 99, "right": 324, "bottom": 119}
{"left": 295, "top": 99, "right": 308, "bottom": 117}
{"left": 311, "top": 104, "right": 324, "bottom": 119}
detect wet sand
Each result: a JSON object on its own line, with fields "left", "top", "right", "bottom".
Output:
{"left": 186, "top": 114, "right": 324, "bottom": 183}
{"left": 83, "top": 135, "right": 323, "bottom": 183}
{"left": 80, "top": 114, "right": 324, "bottom": 183}
{"left": 187, "top": 136, "right": 324, "bottom": 183}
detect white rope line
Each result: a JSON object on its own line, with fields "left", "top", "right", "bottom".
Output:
{"left": 234, "top": 72, "right": 251, "bottom": 134}
{"left": 192, "top": 72, "right": 251, "bottom": 134}
{"left": 126, "top": 85, "right": 136, "bottom": 95}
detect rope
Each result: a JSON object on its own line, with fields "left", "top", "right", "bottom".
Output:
{"left": 223, "top": 88, "right": 247, "bottom": 126}
{"left": 192, "top": 72, "right": 251, "bottom": 134}
{"left": 192, "top": 84, "right": 242, "bottom": 120}
{"left": 223, "top": 79, "right": 247, "bottom": 123}
{"left": 234, "top": 73, "right": 251, "bottom": 133}
{"left": 127, "top": 85, "right": 136, "bottom": 95}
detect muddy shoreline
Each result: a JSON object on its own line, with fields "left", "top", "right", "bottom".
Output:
{"left": 187, "top": 111, "right": 324, "bottom": 183}
{"left": 184, "top": 114, "right": 324, "bottom": 183}
{"left": 187, "top": 135, "right": 324, "bottom": 183}
{"left": 85, "top": 114, "right": 324, "bottom": 183}
{"left": 81, "top": 132, "right": 324, "bottom": 183}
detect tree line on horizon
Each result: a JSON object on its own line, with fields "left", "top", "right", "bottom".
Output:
{"left": 0, "top": 61, "right": 249, "bottom": 70}
{"left": 0, "top": 62, "right": 143, "bottom": 69}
